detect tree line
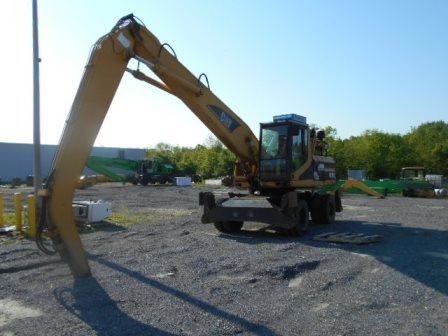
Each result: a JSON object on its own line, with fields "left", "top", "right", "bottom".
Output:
{"left": 326, "top": 121, "right": 448, "bottom": 179}
{"left": 146, "top": 121, "right": 448, "bottom": 180}
{"left": 146, "top": 136, "right": 236, "bottom": 180}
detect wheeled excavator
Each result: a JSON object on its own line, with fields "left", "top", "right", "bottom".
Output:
{"left": 37, "top": 14, "right": 342, "bottom": 277}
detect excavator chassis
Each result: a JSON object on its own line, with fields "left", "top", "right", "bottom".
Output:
{"left": 200, "top": 192, "right": 297, "bottom": 229}
{"left": 199, "top": 190, "right": 341, "bottom": 234}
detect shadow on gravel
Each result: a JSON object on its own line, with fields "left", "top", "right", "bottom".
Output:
{"left": 54, "top": 277, "right": 176, "bottom": 336}
{"left": 218, "top": 228, "right": 301, "bottom": 244}
{"left": 73, "top": 254, "right": 276, "bottom": 336}
{"left": 315, "top": 220, "right": 448, "bottom": 296}
{"left": 222, "top": 220, "right": 448, "bottom": 296}
{"left": 0, "top": 259, "right": 62, "bottom": 274}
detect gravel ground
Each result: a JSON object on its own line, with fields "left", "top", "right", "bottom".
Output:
{"left": 1, "top": 183, "right": 447, "bottom": 336}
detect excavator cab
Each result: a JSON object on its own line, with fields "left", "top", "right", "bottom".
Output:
{"left": 259, "top": 114, "right": 309, "bottom": 183}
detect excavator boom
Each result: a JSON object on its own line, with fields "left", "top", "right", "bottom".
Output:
{"left": 41, "top": 14, "right": 258, "bottom": 277}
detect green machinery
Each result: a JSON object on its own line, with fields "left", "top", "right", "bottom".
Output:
{"left": 333, "top": 167, "right": 436, "bottom": 197}
{"left": 85, "top": 156, "right": 174, "bottom": 185}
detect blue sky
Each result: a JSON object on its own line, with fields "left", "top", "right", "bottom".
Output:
{"left": 1, "top": 1, "right": 447, "bottom": 148}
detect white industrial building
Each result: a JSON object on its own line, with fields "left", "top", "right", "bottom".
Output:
{"left": 0, "top": 142, "right": 146, "bottom": 183}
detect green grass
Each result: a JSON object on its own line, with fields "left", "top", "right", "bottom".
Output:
{"left": 1, "top": 207, "right": 193, "bottom": 235}
{"left": 107, "top": 207, "right": 192, "bottom": 228}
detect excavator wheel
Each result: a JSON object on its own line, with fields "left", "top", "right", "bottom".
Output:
{"left": 310, "top": 196, "right": 321, "bottom": 223}
{"left": 214, "top": 221, "right": 244, "bottom": 233}
{"left": 289, "top": 200, "right": 309, "bottom": 236}
{"left": 311, "top": 194, "right": 335, "bottom": 225}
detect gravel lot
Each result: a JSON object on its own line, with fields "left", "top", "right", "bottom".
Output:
{"left": 1, "top": 183, "right": 447, "bottom": 335}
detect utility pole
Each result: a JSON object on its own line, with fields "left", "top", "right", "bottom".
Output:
{"left": 32, "top": 0, "right": 42, "bottom": 196}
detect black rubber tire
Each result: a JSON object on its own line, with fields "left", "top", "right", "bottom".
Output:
{"left": 214, "top": 221, "right": 244, "bottom": 233}
{"left": 319, "top": 194, "right": 336, "bottom": 224}
{"left": 289, "top": 200, "right": 309, "bottom": 236}
{"left": 311, "top": 194, "right": 336, "bottom": 224}
{"left": 310, "top": 196, "right": 322, "bottom": 224}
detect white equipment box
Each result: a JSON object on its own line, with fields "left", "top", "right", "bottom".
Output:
{"left": 72, "top": 200, "right": 111, "bottom": 223}
{"left": 175, "top": 176, "right": 191, "bottom": 186}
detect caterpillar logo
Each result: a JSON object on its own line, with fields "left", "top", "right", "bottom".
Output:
{"left": 207, "top": 105, "right": 240, "bottom": 132}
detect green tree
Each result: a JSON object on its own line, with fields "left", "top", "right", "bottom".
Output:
{"left": 326, "top": 128, "right": 413, "bottom": 179}
{"left": 361, "top": 130, "right": 413, "bottom": 178}
{"left": 147, "top": 143, "right": 176, "bottom": 165}
{"left": 405, "top": 121, "right": 448, "bottom": 176}
{"left": 145, "top": 136, "right": 236, "bottom": 179}
{"left": 192, "top": 138, "right": 235, "bottom": 178}
{"left": 323, "top": 126, "right": 347, "bottom": 178}
{"left": 173, "top": 146, "right": 198, "bottom": 176}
